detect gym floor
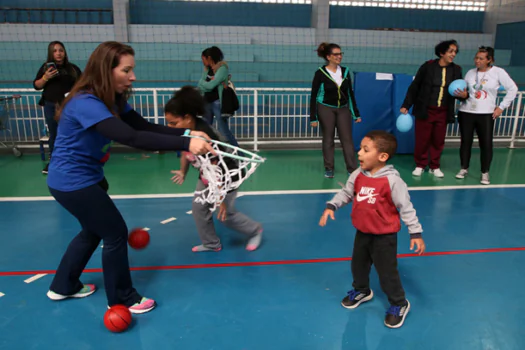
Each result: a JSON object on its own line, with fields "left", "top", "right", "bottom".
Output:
{"left": 0, "top": 148, "right": 524, "bottom": 350}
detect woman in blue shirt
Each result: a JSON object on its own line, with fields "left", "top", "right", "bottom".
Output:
{"left": 46, "top": 41, "right": 214, "bottom": 314}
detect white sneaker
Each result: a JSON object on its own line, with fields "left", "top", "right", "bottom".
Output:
{"left": 481, "top": 172, "right": 490, "bottom": 185}
{"left": 455, "top": 169, "right": 468, "bottom": 179}
{"left": 412, "top": 167, "right": 424, "bottom": 176}
{"left": 47, "top": 284, "right": 96, "bottom": 301}
{"left": 429, "top": 168, "right": 445, "bottom": 178}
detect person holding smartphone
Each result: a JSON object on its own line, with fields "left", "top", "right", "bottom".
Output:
{"left": 34, "top": 41, "right": 82, "bottom": 175}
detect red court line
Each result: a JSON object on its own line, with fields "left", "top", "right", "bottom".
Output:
{"left": 1, "top": 246, "right": 524, "bottom": 277}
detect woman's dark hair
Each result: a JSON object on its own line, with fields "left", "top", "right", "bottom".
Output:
{"left": 435, "top": 40, "right": 459, "bottom": 57}
{"left": 478, "top": 46, "right": 495, "bottom": 65}
{"left": 47, "top": 41, "right": 69, "bottom": 65}
{"left": 164, "top": 86, "right": 205, "bottom": 118}
{"left": 46, "top": 41, "right": 78, "bottom": 79}
{"left": 316, "top": 42, "right": 341, "bottom": 61}
{"left": 202, "top": 46, "right": 224, "bottom": 64}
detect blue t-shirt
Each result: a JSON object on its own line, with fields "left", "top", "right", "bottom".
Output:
{"left": 47, "top": 93, "right": 132, "bottom": 192}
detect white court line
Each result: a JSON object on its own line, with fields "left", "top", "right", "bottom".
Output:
{"left": 24, "top": 274, "right": 47, "bottom": 283}
{"left": 161, "top": 217, "right": 177, "bottom": 224}
{"left": 2, "top": 184, "right": 525, "bottom": 202}
{"left": 0, "top": 292, "right": 5, "bottom": 297}
{"left": 186, "top": 211, "right": 192, "bottom": 214}
{"left": 143, "top": 227, "right": 151, "bottom": 231}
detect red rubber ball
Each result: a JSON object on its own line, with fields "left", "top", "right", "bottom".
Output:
{"left": 128, "top": 228, "right": 150, "bottom": 249}
{"left": 104, "top": 305, "right": 132, "bottom": 333}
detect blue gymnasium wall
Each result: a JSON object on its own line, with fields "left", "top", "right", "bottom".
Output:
{"left": 495, "top": 21, "right": 525, "bottom": 66}
{"left": 0, "top": 0, "right": 484, "bottom": 32}
{"left": 353, "top": 72, "right": 417, "bottom": 154}
{"left": 0, "top": 0, "right": 112, "bottom": 8}
{"left": 129, "top": 1, "right": 312, "bottom": 28}
{"left": 330, "top": 7, "right": 485, "bottom": 32}
{"left": 0, "top": 0, "right": 113, "bottom": 24}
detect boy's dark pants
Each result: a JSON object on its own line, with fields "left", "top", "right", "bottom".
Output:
{"left": 351, "top": 230, "right": 406, "bottom": 306}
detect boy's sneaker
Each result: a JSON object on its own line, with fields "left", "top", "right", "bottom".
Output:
{"left": 384, "top": 300, "right": 411, "bottom": 329}
{"left": 324, "top": 169, "right": 334, "bottom": 178}
{"left": 47, "top": 284, "right": 96, "bottom": 301}
{"left": 341, "top": 289, "right": 374, "bottom": 309}
{"left": 455, "top": 169, "right": 468, "bottom": 179}
{"left": 129, "top": 297, "right": 156, "bottom": 314}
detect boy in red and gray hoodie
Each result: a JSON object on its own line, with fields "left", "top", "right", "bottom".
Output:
{"left": 319, "top": 130, "right": 426, "bottom": 329}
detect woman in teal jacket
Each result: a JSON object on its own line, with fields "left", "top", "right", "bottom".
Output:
{"left": 310, "top": 42, "right": 361, "bottom": 178}
{"left": 198, "top": 46, "right": 239, "bottom": 146}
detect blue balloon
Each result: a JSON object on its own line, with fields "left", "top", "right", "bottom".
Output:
{"left": 396, "top": 113, "right": 413, "bottom": 132}
{"left": 448, "top": 79, "right": 467, "bottom": 96}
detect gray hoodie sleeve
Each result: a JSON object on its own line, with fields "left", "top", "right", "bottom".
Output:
{"left": 388, "top": 174, "right": 423, "bottom": 237}
{"left": 326, "top": 169, "right": 360, "bottom": 210}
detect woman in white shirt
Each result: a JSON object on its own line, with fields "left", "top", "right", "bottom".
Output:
{"left": 456, "top": 46, "right": 518, "bottom": 185}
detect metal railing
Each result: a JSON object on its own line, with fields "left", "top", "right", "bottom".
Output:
{"left": 0, "top": 88, "right": 524, "bottom": 151}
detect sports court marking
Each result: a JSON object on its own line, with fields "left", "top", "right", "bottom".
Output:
{"left": 1, "top": 184, "right": 525, "bottom": 202}
{"left": 23, "top": 274, "right": 47, "bottom": 283}
{"left": 160, "top": 217, "right": 177, "bottom": 224}
{"left": 0, "top": 292, "right": 5, "bottom": 297}
{"left": 1, "top": 246, "right": 523, "bottom": 277}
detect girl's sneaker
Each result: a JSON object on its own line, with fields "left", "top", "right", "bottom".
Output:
{"left": 47, "top": 284, "right": 96, "bottom": 301}
{"left": 129, "top": 297, "right": 157, "bottom": 314}
{"left": 246, "top": 229, "right": 263, "bottom": 251}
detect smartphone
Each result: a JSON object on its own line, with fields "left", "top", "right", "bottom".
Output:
{"left": 46, "top": 62, "right": 57, "bottom": 70}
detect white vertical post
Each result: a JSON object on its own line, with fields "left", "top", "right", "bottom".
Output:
{"left": 508, "top": 94, "right": 522, "bottom": 149}
{"left": 253, "top": 89, "right": 258, "bottom": 152}
{"left": 153, "top": 89, "right": 159, "bottom": 124}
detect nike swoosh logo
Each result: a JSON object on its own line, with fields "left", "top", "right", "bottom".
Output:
{"left": 356, "top": 193, "right": 378, "bottom": 202}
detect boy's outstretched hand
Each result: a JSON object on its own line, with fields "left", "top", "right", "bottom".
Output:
{"left": 319, "top": 209, "right": 335, "bottom": 227}
{"left": 410, "top": 237, "right": 426, "bottom": 255}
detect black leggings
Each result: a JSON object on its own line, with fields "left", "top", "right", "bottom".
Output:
{"left": 458, "top": 111, "right": 495, "bottom": 173}
{"left": 48, "top": 178, "right": 141, "bottom": 307}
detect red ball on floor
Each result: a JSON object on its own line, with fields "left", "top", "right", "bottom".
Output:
{"left": 104, "top": 305, "right": 132, "bottom": 332}
{"left": 128, "top": 228, "right": 150, "bottom": 250}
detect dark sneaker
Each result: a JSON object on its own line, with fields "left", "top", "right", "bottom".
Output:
{"left": 324, "top": 169, "right": 334, "bottom": 178}
{"left": 341, "top": 289, "right": 374, "bottom": 309}
{"left": 384, "top": 300, "right": 411, "bottom": 328}
{"left": 42, "top": 163, "right": 49, "bottom": 175}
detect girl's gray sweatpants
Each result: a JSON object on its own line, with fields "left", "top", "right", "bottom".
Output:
{"left": 192, "top": 179, "right": 262, "bottom": 249}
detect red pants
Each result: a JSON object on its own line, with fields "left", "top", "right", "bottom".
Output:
{"left": 414, "top": 106, "right": 448, "bottom": 169}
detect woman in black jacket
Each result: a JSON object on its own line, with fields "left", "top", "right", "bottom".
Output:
{"left": 400, "top": 39, "right": 467, "bottom": 178}
{"left": 310, "top": 42, "right": 361, "bottom": 178}
{"left": 33, "top": 41, "right": 82, "bottom": 174}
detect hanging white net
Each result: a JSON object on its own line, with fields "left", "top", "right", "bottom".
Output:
{"left": 185, "top": 136, "right": 265, "bottom": 212}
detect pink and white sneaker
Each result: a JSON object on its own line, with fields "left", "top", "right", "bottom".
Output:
{"left": 246, "top": 229, "right": 263, "bottom": 251}
{"left": 47, "top": 284, "right": 96, "bottom": 301}
{"left": 129, "top": 297, "right": 157, "bottom": 314}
